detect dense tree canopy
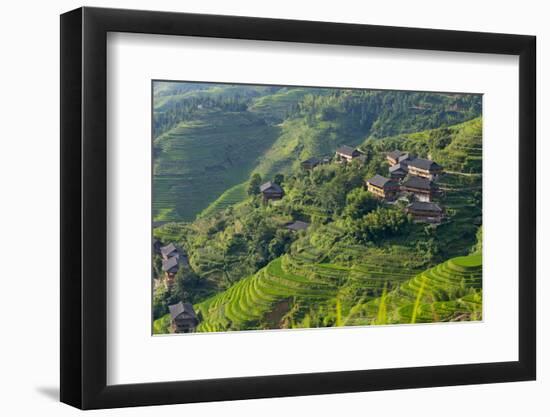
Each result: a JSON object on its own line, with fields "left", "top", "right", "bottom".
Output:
{"left": 152, "top": 82, "right": 483, "bottom": 330}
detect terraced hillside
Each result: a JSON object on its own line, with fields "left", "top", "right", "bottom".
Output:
{"left": 197, "top": 182, "right": 248, "bottom": 219}
{"left": 194, "top": 256, "right": 338, "bottom": 332}
{"left": 153, "top": 111, "right": 280, "bottom": 221}
{"left": 191, "top": 252, "right": 481, "bottom": 332}
{"left": 154, "top": 82, "right": 275, "bottom": 118}
{"left": 429, "top": 119, "right": 483, "bottom": 254}
{"left": 252, "top": 113, "right": 368, "bottom": 179}
{"left": 191, "top": 234, "right": 427, "bottom": 332}
{"left": 360, "top": 117, "right": 483, "bottom": 255}
{"left": 248, "top": 87, "right": 325, "bottom": 123}
{"left": 153, "top": 83, "right": 481, "bottom": 222}
{"left": 151, "top": 83, "right": 483, "bottom": 333}
{"left": 346, "top": 254, "right": 482, "bottom": 325}
{"left": 185, "top": 118, "right": 484, "bottom": 331}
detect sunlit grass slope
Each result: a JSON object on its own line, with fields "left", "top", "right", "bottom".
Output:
{"left": 195, "top": 253, "right": 481, "bottom": 332}
{"left": 197, "top": 182, "right": 249, "bottom": 219}
{"left": 153, "top": 110, "right": 280, "bottom": 221}
{"left": 346, "top": 254, "right": 482, "bottom": 325}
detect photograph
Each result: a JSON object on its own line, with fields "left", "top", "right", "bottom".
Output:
{"left": 151, "top": 81, "right": 483, "bottom": 334}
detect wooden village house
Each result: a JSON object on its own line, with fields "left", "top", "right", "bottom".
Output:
{"left": 260, "top": 181, "right": 284, "bottom": 201}
{"left": 335, "top": 145, "right": 360, "bottom": 163}
{"left": 407, "top": 158, "right": 443, "bottom": 180}
{"left": 406, "top": 201, "right": 444, "bottom": 224}
{"left": 386, "top": 150, "right": 409, "bottom": 166}
{"left": 365, "top": 174, "right": 400, "bottom": 200}
{"left": 386, "top": 150, "right": 415, "bottom": 179}
{"left": 284, "top": 220, "right": 309, "bottom": 232}
{"left": 168, "top": 301, "right": 199, "bottom": 333}
{"left": 389, "top": 162, "right": 408, "bottom": 180}
{"left": 160, "top": 242, "right": 178, "bottom": 260}
{"left": 158, "top": 242, "right": 180, "bottom": 286}
{"left": 301, "top": 157, "right": 320, "bottom": 170}
{"left": 162, "top": 256, "right": 179, "bottom": 286}
{"left": 400, "top": 176, "right": 437, "bottom": 202}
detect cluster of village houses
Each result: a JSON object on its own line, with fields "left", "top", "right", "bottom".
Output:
{"left": 366, "top": 148, "right": 445, "bottom": 224}
{"left": 337, "top": 145, "right": 445, "bottom": 223}
{"left": 155, "top": 144, "right": 445, "bottom": 332}
{"left": 153, "top": 240, "right": 199, "bottom": 333}
{"left": 265, "top": 144, "right": 446, "bottom": 224}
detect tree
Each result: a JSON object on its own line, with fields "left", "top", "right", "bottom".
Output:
{"left": 152, "top": 285, "right": 169, "bottom": 320}
{"left": 415, "top": 238, "right": 440, "bottom": 263}
{"left": 273, "top": 173, "right": 284, "bottom": 185}
{"left": 152, "top": 254, "right": 163, "bottom": 278}
{"left": 471, "top": 226, "right": 482, "bottom": 254}
{"left": 268, "top": 229, "right": 293, "bottom": 258}
{"left": 247, "top": 173, "right": 262, "bottom": 196}
{"left": 344, "top": 188, "right": 379, "bottom": 220}
{"left": 347, "top": 207, "right": 409, "bottom": 243}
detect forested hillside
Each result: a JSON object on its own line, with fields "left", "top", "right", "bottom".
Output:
{"left": 153, "top": 82, "right": 481, "bottom": 221}
{"left": 152, "top": 89, "right": 483, "bottom": 334}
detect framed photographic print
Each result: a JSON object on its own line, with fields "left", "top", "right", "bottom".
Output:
{"left": 60, "top": 7, "right": 536, "bottom": 410}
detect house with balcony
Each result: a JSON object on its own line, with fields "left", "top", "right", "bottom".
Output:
{"left": 401, "top": 176, "right": 437, "bottom": 202}
{"left": 365, "top": 174, "right": 400, "bottom": 200}
{"left": 260, "top": 181, "right": 284, "bottom": 201}
{"left": 407, "top": 158, "right": 443, "bottom": 180}
{"left": 406, "top": 201, "right": 444, "bottom": 223}
{"left": 168, "top": 302, "right": 199, "bottom": 333}
{"left": 335, "top": 145, "right": 361, "bottom": 163}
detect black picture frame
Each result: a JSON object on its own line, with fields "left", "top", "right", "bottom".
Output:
{"left": 60, "top": 6, "right": 536, "bottom": 410}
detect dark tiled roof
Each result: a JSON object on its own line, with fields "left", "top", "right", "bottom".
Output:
{"left": 407, "top": 202, "right": 443, "bottom": 213}
{"left": 389, "top": 169, "right": 407, "bottom": 179}
{"left": 285, "top": 220, "right": 309, "bottom": 231}
{"left": 408, "top": 158, "right": 442, "bottom": 171}
{"left": 402, "top": 176, "right": 434, "bottom": 191}
{"left": 168, "top": 301, "right": 197, "bottom": 320}
{"left": 336, "top": 145, "right": 357, "bottom": 157}
{"left": 367, "top": 174, "right": 397, "bottom": 189}
{"left": 160, "top": 243, "right": 177, "bottom": 257}
{"left": 260, "top": 181, "right": 283, "bottom": 193}
{"left": 162, "top": 256, "right": 179, "bottom": 272}
{"left": 387, "top": 150, "right": 405, "bottom": 160}
{"left": 301, "top": 157, "right": 320, "bottom": 165}
{"left": 389, "top": 163, "right": 408, "bottom": 173}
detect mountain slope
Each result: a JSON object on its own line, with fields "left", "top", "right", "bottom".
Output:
{"left": 153, "top": 83, "right": 482, "bottom": 223}
{"left": 154, "top": 117, "right": 483, "bottom": 307}
{"left": 153, "top": 110, "right": 280, "bottom": 221}
{"left": 192, "top": 253, "right": 481, "bottom": 332}
{"left": 345, "top": 254, "right": 482, "bottom": 325}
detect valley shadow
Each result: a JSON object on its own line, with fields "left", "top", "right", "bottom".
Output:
{"left": 35, "top": 386, "right": 59, "bottom": 401}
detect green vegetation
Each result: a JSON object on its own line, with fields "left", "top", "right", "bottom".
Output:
{"left": 346, "top": 254, "right": 482, "bottom": 325}
{"left": 153, "top": 111, "right": 280, "bottom": 221}
{"left": 153, "top": 314, "right": 171, "bottom": 334}
{"left": 248, "top": 87, "right": 325, "bottom": 123}
{"left": 153, "top": 83, "right": 481, "bottom": 222}
{"left": 198, "top": 182, "right": 248, "bottom": 219}
{"left": 152, "top": 82, "right": 483, "bottom": 333}
{"left": 195, "top": 252, "right": 482, "bottom": 332}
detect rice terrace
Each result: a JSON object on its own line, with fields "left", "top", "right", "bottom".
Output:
{"left": 151, "top": 81, "right": 483, "bottom": 335}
